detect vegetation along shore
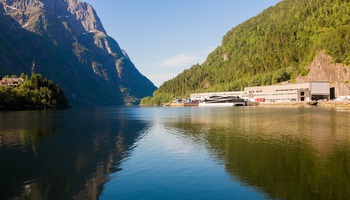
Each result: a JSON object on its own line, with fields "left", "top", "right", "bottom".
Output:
{"left": 0, "top": 73, "right": 69, "bottom": 110}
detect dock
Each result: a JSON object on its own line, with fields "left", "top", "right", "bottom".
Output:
{"left": 257, "top": 102, "right": 318, "bottom": 107}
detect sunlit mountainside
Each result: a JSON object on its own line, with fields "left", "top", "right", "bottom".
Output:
{"left": 142, "top": 0, "right": 350, "bottom": 105}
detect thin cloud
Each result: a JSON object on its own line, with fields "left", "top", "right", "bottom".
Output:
{"left": 151, "top": 48, "right": 215, "bottom": 86}
{"left": 147, "top": 73, "right": 178, "bottom": 87}
{"left": 148, "top": 73, "right": 177, "bottom": 79}
{"left": 161, "top": 54, "right": 200, "bottom": 67}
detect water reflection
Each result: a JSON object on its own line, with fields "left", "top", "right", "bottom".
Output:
{"left": 167, "top": 107, "right": 350, "bottom": 200}
{"left": 2, "top": 107, "right": 350, "bottom": 199}
{"left": 0, "top": 108, "right": 150, "bottom": 200}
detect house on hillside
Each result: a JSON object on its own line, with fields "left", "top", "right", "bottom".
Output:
{"left": 0, "top": 78, "right": 24, "bottom": 87}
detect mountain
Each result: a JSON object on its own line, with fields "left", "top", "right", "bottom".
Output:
{"left": 0, "top": 0, "right": 157, "bottom": 105}
{"left": 141, "top": 0, "right": 350, "bottom": 105}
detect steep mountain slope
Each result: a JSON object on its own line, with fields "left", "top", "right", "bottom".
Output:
{"left": 0, "top": 0, "right": 156, "bottom": 105}
{"left": 142, "top": 0, "right": 350, "bottom": 105}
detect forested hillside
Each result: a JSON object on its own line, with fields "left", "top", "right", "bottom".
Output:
{"left": 141, "top": 0, "right": 350, "bottom": 105}
{"left": 0, "top": 73, "right": 68, "bottom": 109}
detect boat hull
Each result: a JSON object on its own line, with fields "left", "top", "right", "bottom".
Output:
{"left": 198, "top": 102, "right": 246, "bottom": 107}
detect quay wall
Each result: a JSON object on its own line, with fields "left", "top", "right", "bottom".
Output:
{"left": 257, "top": 102, "right": 315, "bottom": 107}
{"left": 318, "top": 101, "right": 350, "bottom": 108}
{"left": 254, "top": 101, "right": 350, "bottom": 108}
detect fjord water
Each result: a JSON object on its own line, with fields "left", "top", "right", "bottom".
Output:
{"left": 1, "top": 107, "right": 350, "bottom": 200}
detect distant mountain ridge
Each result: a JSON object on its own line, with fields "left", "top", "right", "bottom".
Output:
{"left": 141, "top": 0, "right": 350, "bottom": 105}
{"left": 0, "top": 0, "right": 157, "bottom": 105}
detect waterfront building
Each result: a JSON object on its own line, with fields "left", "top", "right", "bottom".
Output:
{"left": 244, "top": 82, "right": 331, "bottom": 102}
{"left": 189, "top": 82, "right": 332, "bottom": 103}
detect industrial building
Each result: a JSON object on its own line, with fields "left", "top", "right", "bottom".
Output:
{"left": 190, "top": 82, "right": 332, "bottom": 103}
{"left": 244, "top": 82, "right": 331, "bottom": 102}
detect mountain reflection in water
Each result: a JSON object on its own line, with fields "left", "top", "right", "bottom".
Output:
{"left": 1, "top": 107, "right": 350, "bottom": 200}
{"left": 166, "top": 107, "right": 350, "bottom": 200}
{"left": 0, "top": 107, "right": 149, "bottom": 200}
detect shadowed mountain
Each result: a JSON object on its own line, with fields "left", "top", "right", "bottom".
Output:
{"left": 0, "top": 0, "right": 157, "bottom": 105}
{"left": 0, "top": 108, "right": 151, "bottom": 199}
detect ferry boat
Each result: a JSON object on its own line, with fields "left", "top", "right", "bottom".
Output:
{"left": 199, "top": 96, "right": 246, "bottom": 107}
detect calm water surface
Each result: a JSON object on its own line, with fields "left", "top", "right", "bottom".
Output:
{"left": 0, "top": 106, "right": 350, "bottom": 199}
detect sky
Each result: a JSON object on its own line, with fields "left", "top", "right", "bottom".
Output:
{"left": 83, "top": 0, "right": 281, "bottom": 87}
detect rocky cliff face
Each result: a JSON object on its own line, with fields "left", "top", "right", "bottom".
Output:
{"left": 1, "top": 0, "right": 104, "bottom": 35}
{"left": 0, "top": 0, "right": 156, "bottom": 105}
{"left": 296, "top": 52, "right": 350, "bottom": 97}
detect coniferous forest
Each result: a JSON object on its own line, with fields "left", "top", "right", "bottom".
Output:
{"left": 141, "top": 0, "right": 350, "bottom": 105}
{"left": 0, "top": 73, "right": 68, "bottom": 109}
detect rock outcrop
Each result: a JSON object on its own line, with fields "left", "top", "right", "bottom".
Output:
{"left": 296, "top": 52, "right": 350, "bottom": 97}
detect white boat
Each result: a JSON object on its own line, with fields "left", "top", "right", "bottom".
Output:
{"left": 198, "top": 96, "right": 246, "bottom": 107}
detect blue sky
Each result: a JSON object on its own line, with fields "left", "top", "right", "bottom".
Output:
{"left": 83, "top": 0, "right": 281, "bottom": 86}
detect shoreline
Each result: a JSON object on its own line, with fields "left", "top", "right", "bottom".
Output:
{"left": 0, "top": 105, "right": 70, "bottom": 111}
{"left": 257, "top": 101, "right": 318, "bottom": 107}
{"left": 163, "top": 100, "right": 350, "bottom": 108}
{"left": 317, "top": 101, "right": 350, "bottom": 108}
{"left": 251, "top": 101, "right": 350, "bottom": 108}
{"left": 254, "top": 101, "right": 350, "bottom": 108}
